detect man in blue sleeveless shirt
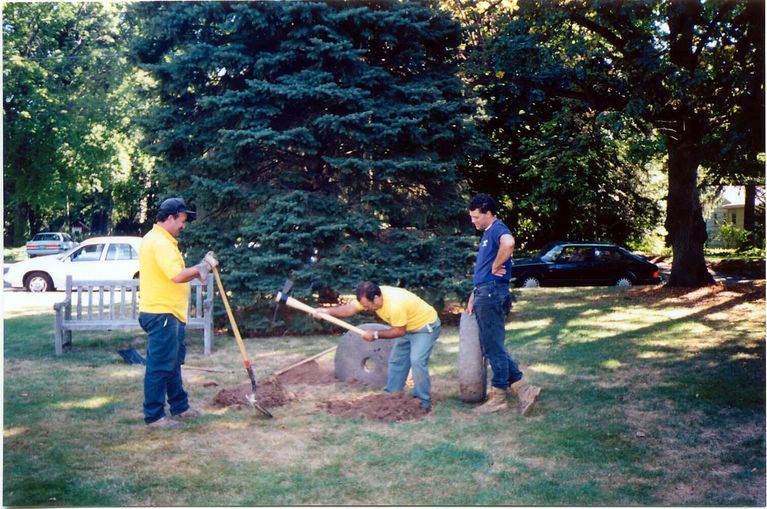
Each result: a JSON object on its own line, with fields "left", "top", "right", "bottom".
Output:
{"left": 467, "top": 194, "right": 541, "bottom": 415}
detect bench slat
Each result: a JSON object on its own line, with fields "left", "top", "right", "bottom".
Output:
{"left": 69, "top": 279, "right": 140, "bottom": 287}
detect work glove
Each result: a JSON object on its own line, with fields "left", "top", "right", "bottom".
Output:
{"left": 196, "top": 261, "right": 210, "bottom": 283}
{"left": 203, "top": 251, "right": 219, "bottom": 269}
{"left": 196, "top": 252, "right": 218, "bottom": 283}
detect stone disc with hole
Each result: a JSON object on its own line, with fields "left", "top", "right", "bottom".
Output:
{"left": 334, "top": 323, "right": 393, "bottom": 387}
{"left": 458, "top": 312, "right": 488, "bottom": 402}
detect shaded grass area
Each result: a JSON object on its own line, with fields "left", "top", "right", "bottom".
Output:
{"left": 3, "top": 284, "right": 765, "bottom": 505}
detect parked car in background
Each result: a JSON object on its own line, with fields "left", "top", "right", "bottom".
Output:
{"left": 513, "top": 241, "right": 661, "bottom": 288}
{"left": 5, "top": 236, "right": 141, "bottom": 292}
{"left": 25, "top": 232, "right": 77, "bottom": 258}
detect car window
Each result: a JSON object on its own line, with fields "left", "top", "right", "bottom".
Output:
{"left": 557, "top": 246, "right": 594, "bottom": 263}
{"left": 62, "top": 233, "right": 73, "bottom": 242}
{"left": 70, "top": 244, "right": 105, "bottom": 262}
{"left": 32, "top": 233, "right": 59, "bottom": 242}
{"left": 595, "top": 247, "right": 622, "bottom": 262}
{"left": 541, "top": 245, "right": 564, "bottom": 262}
{"left": 105, "top": 243, "right": 138, "bottom": 261}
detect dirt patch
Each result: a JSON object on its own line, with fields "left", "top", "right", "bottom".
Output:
{"left": 276, "top": 360, "right": 337, "bottom": 385}
{"left": 324, "top": 392, "right": 429, "bottom": 422}
{"left": 212, "top": 378, "right": 294, "bottom": 408}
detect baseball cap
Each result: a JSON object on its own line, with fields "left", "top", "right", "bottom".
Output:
{"left": 159, "top": 197, "right": 196, "bottom": 219}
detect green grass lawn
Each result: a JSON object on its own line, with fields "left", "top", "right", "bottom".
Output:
{"left": 3, "top": 284, "right": 765, "bottom": 505}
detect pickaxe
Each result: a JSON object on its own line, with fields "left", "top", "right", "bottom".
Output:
{"left": 273, "top": 278, "right": 368, "bottom": 376}
{"left": 275, "top": 279, "right": 367, "bottom": 336}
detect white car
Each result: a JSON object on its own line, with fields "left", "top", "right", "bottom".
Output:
{"left": 4, "top": 236, "right": 142, "bottom": 292}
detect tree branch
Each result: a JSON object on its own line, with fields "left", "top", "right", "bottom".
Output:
{"left": 569, "top": 13, "right": 626, "bottom": 52}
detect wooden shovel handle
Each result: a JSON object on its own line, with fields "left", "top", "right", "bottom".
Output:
{"left": 212, "top": 266, "right": 251, "bottom": 364}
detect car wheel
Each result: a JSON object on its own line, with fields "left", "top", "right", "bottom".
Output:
{"left": 25, "top": 272, "right": 53, "bottom": 292}
{"left": 615, "top": 276, "right": 633, "bottom": 287}
{"left": 522, "top": 276, "right": 541, "bottom": 288}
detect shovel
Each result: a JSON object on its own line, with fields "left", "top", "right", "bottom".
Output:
{"left": 211, "top": 265, "right": 273, "bottom": 418}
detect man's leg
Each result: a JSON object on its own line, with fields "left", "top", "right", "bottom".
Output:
{"left": 408, "top": 322, "right": 441, "bottom": 409}
{"left": 384, "top": 336, "right": 412, "bottom": 394}
{"left": 166, "top": 318, "right": 190, "bottom": 416}
{"left": 141, "top": 313, "right": 179, "bottom": 424}
{"left": 473, "top": 286, "right": 519, "bottom": 389}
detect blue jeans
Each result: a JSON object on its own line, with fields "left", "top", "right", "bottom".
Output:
{"left": 139, "top": 312, "right": 190, "bottom": 424}
{"left": 384, "top": 319, "right": 441, "bottom": 408}
{"left": 473, "top": 282, "right": 523, "bottom": 390}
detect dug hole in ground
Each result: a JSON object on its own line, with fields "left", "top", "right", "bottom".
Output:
{"left": 210, "top": 324, "right": 430, "bottom": 422}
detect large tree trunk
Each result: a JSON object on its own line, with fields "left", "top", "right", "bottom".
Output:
{"left": 665, "top": 141, "right": 715, "bottom": 287}
{"left": 11, "top": 204, "right": 27, "bottom": 246}
{"left": 664, "top": 0, "right": 715, "bottom": 287}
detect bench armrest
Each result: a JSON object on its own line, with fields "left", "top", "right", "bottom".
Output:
{"left": 54, "top": 300, "right": 70, "bottom": 311}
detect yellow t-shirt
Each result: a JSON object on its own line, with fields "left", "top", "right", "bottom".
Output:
{"left": 354, "top": 286, "right": 437, "bottom": 332}
{"left": 139, "top": 224, "right": 190, "bottom": 322}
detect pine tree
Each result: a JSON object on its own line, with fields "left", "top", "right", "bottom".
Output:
{"left": 131, "top": 1, "right": 480, "bottom": 332}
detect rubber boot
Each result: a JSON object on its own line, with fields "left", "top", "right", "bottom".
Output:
{"left": 472, "top": 387, "right": 509, "bottom": 414}
{"left": 510, "top": 379, "right": 541, "bottom": 416}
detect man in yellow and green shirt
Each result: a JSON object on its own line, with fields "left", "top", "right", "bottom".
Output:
{"left": 139, "top": 197, "right": 217, "bottom": 429}
{"left": 315, "top": 281, "right": 441, "bottom": 410}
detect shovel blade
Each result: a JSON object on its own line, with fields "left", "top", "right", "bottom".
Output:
{"left": 245, "top": 393, "right": 273, "bottom": 418}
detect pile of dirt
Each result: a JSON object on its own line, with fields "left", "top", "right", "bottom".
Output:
{"left": 323, "top": 392, "right": 429, "bottom": 422}
{"left": 276, "top": 360, "right": 337, "bottom": 385}
{"left": 213, "top": 377, "right": 294, "bottom": 408}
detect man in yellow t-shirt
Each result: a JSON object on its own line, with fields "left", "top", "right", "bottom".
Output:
{"left": 138, "top": 197, "right": 217, "bottom": 429}
{"left": 315, "top": 281, "right": 441, "bottom": 411}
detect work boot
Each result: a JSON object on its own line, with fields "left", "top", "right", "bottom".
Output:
{"left": 147, "top": 416, "right": 186, "bottom": 429}
{"left": 472, "top": 387, "right": 509, "bottom": 414}
{"left": 171, "top": 407, "right": 201, "bottom": 420}
{"left": 510, "top": 380, "right": 541, "bottom": 416}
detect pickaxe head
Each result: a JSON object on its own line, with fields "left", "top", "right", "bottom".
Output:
{"left": 272, "top": 278, "right": 294, "bottom": 324}
{"left": 277, "top": 278, "right": 294, "bottom": 303}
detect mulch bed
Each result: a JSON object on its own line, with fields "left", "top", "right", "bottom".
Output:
{"left": 618, "top": 281, "right": 764, "bottom": 306}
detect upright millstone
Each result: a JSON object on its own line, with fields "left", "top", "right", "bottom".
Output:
{"left": 458, "top": 312, "right": 488, "bottom": 402}
{"left": 334, "top": 323, "right": 393, "bottom": 387}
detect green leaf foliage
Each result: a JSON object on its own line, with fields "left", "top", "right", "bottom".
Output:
{"left": 460, "top": 0, "right": 763, "bottom": 285}
{"left": 3, "top": 3, "right": 155, "bottom": 243}
{"left": 130, "top": 1, "right": 481, "bottom": 333}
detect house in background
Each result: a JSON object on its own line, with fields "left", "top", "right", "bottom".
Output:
{"left": 705, "top": 186, "right": 762, "bottom": 247}
{"left": 69, "top": 220, "right": 91, "bottom": 241}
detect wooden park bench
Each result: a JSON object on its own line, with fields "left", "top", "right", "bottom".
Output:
{"left": 53, "top": 275, "right": 214, "bottom": 356}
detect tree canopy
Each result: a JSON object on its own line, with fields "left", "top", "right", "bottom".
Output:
{"left": 3, "top": 1, "right": 763, "bottom": 307}
{"left": 130, "top": 1, "right": 482, "bottom": 332}
{"left": 461, "top": 0, "right": 764, "bottom": 285}
{"left": 3, "top": 2, "right": 155, "bottom": 244}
